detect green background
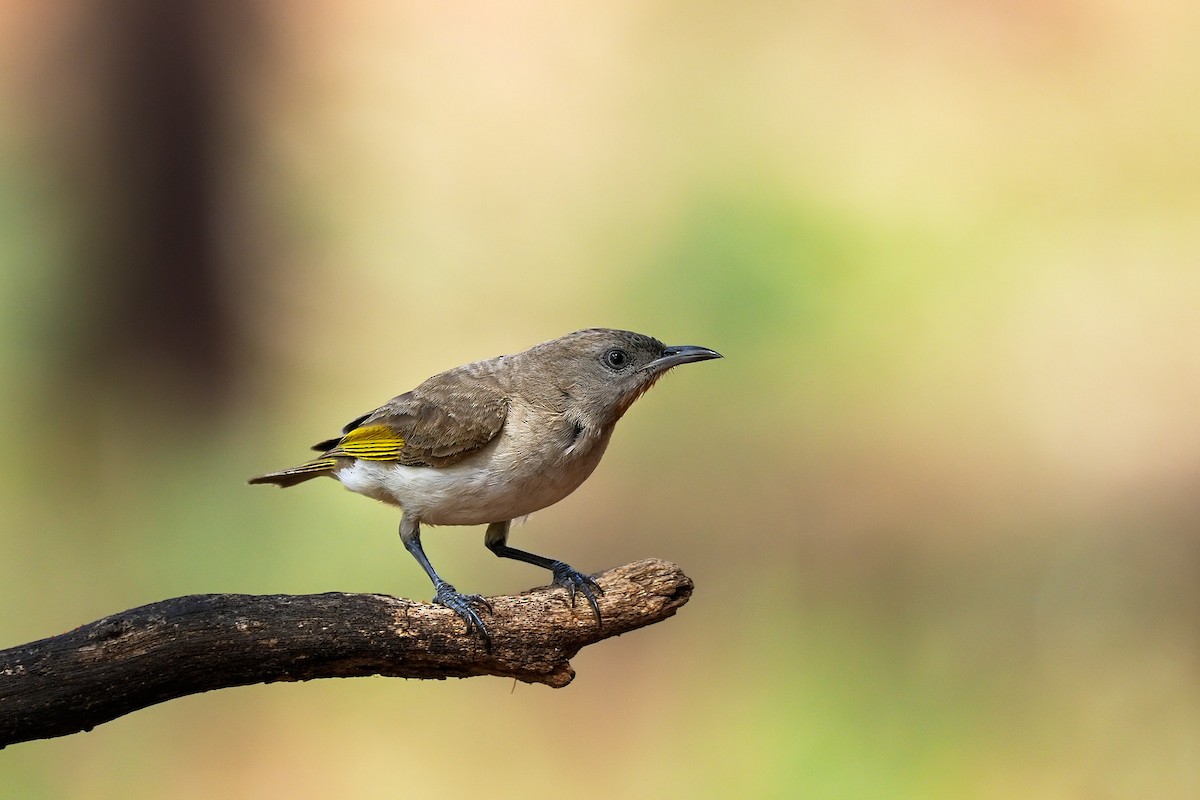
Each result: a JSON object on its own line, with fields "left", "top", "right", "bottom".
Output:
{"left": 3, "top": 2, "right": 1199, "bottom": 797}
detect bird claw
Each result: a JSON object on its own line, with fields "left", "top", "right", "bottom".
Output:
{"left": 432, "top": 582, "right": 493, "bottom": 644}
{"left": 549, "top": 561, "right": 604, "bottom": 626}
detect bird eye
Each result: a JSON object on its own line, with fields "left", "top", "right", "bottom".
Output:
{"left": 603, "top": 348, "right": 630, "bottom": 370}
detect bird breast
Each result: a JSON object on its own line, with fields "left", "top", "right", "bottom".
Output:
{"left": 334, "top": 402, "right": 613, "bottom": 526}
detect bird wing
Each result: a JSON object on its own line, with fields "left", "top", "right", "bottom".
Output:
{"left": 318, "top": 379, "right": 509, "bottom": 468}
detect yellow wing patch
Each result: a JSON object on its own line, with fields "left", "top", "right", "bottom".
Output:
{"left": 329, "top": 424, "right": 406, "bottom": 462}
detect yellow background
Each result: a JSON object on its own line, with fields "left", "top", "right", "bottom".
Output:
{"left": 2, "top": 2, "right": 1199, "bottom": 797}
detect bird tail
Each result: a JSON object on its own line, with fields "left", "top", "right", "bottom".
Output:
{"left": 247, "top": 458, "right": 337, "bottom": 488}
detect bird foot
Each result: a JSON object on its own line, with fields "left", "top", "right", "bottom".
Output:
{"left": 549, "top": 561, "right": 604, "bottom": 626}
{"left": 432, "top": 582, "right": 493, "bottom": 644}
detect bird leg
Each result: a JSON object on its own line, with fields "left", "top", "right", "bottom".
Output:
{"left": 399, "top": 515, "right": 492, "bottom": 642}
{"left": 484, "top": 520, "right": 604, "bottom": 626}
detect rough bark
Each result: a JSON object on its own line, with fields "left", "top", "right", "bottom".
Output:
{"left": 0, "top": 559, "right": 691, "bottom": 748}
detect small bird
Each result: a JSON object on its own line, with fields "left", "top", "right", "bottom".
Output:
{"left": 249, "top": 328, "right": 721, "bottom": 640}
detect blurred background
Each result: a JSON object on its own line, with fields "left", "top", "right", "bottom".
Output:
{"left": 2, "top": 0, "right": 1198, "bottom": 796}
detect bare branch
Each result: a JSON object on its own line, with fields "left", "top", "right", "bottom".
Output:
{"left": 0, "top": 559, "right": 692, "bottom": 748}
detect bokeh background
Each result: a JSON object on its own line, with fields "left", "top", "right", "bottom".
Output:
{"left": 3, "top": 1, "right": 1199, "bottom": 797}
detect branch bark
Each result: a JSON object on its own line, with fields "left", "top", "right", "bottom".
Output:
{"left": 0, "top": 558, "right": 692, "bottom": 748}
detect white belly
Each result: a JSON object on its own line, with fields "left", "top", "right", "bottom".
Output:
{"left": 334, "top": 429, "right": 610, "bottom": 526}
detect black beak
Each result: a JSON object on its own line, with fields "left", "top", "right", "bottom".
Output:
{"left": 647, "top": 344, "right": 723, "bottom": 372}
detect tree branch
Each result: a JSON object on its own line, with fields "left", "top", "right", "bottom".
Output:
{"left": 0, "top": 558, "right": 692, "bottom": 748}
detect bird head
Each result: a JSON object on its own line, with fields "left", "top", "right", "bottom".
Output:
{"left": 527, "top": 328, "right": 722, "bottom": 427}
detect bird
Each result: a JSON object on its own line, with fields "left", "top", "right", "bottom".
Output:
{"left": 249, "top": 328, "right": 721, "bottom": 641}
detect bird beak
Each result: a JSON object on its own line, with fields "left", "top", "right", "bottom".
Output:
{"left": 646, "top": 344, "right": 723, "bottom": 373}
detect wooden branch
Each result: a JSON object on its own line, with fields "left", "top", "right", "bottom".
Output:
{"left": 0, "top": 559, "right": 691, "bottom": 748}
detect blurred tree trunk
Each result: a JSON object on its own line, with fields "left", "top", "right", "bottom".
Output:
{"left": 63, "top": 0, "right": 261, "bottom": 417}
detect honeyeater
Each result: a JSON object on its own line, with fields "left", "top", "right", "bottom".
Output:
{"left": 249, "top": 328, "right": 721, "bottom": 640}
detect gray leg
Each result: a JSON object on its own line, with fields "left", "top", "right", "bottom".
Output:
{"left": 484, "top": 520, "right": 603, "bottom": 625}
{"left": 400, "top": 514, "right": 491, "bottom": 641}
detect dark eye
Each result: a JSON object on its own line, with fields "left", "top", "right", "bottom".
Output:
{"left": 604, "top": 348, "right": 630, "bottom": 370}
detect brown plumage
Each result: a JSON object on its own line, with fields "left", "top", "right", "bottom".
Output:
{"left": 249, "top": 328, "right": 721, "bottom": 642}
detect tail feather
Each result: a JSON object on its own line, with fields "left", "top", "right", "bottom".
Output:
{"left": 247, "top": 458, "right": 337, "bottom": 488}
